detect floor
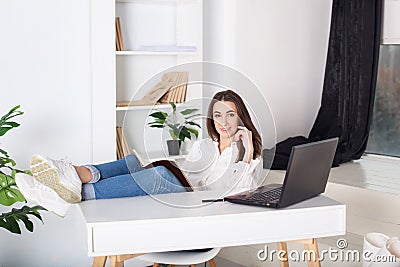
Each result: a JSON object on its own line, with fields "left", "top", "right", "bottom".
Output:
{"left": 328, "top": 154, "right": 400, "bottom": 195}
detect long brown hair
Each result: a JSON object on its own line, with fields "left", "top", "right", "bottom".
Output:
{"left": 206, "top": 90, "right": 262, "bottom": 160}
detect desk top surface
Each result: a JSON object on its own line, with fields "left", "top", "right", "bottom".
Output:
{"left": 78, "top": 190, "right": 344, "bottom": 224}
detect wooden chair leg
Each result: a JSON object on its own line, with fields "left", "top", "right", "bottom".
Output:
{"left": 170, "top": 265, "right": 175, "bottom": 267}
{"left": 152, "top": 263, "right": 159, "bottom": 267}
{"left": 277, "top": 242, "right": 289, "bottom": 267}
{"left": 109, "top": 256, "right": 124, "bottom": 267}
{"left": 209, "top": 258, "right": 217, "bottom": 267}
{"left": 93, "top": 256, "right": 107, "bottom": 267}
{"left": 190, "top": 265, "right": 196, "bottom": 267}
{"left": 303, "top": 238, "right": 321, "bottom": 267}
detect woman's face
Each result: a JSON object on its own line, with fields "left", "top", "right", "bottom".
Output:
{"left": 212, "top": 100, "right": 240, "bottom": 139}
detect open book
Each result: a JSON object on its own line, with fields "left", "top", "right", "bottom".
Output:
{"left": 132, "top": 149, "right": 194, "bottom": 191}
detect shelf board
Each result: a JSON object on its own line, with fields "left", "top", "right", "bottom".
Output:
{"left": 116, "top": 50, "right": 197, "bottom": 56}
{"left": 116, "top": 0, "right": 198, "bottom": 4}
{"left": 116, "top": 103, "right": 181, "bottom": 111}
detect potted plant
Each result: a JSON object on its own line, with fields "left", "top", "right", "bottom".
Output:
{"left": 147, "top": 102, "right": 201, "bottom": 155}
{"left": 0, "top": 105, "right": 45, "bottom": 234}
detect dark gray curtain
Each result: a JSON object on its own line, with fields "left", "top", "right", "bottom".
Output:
{"left": 268, "top": 0, "right": 382, "bottom": 170}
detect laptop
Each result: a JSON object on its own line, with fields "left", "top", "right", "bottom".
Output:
{"left": 224, "top": 137, "right": 339, "bottom": 208}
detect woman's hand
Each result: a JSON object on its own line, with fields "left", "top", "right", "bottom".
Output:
{"left": 234, "top": 126, "right": 254, "bottom": 163}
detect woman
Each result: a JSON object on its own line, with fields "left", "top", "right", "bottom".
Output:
{"left": 16, "top": 90, "right": 263, "bottom": 215}
{"left": 182, "top": 89, "right": 262, "bottom": 192}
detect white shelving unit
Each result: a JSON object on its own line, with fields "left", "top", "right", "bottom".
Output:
{"left": 90, "top": 0, "right": 202, "bottom": 162}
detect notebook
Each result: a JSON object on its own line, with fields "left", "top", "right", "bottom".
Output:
{"left": 132, "top": 149, "right": 194, "bottom": 191}
{"left": 224, "top": 138, "right": 339, "bottom": 208}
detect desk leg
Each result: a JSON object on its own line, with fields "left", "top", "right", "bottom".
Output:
{"left": 110, "top": 255, "right": 124, "bottom": 267}
{"left": 277, "top": 242, "right": 289, "bottom": 267}
{"left": 278, "top": 239, "right": 321, "bottom": 267}
{"left": 304, "top": 238, "right": 321, "bottom": 267}
{"left": 93, "top": 256, "right": 107, "bottom": 267}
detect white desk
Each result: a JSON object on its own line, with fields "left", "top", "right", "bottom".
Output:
{"left": 78, "top": 191, "right": 345, "bottom": 267}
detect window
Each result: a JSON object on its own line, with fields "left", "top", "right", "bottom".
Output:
{"left": 366, "top": 45, "right": 400, "bottom": 157}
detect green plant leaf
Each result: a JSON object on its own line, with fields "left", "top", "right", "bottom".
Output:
{"left": 166, "top": 123, "right": 176, "bottom": 130}
{"left": 169, "top": 102, "right": 176, "bottom": 111}
{"left": 149, "top": 125, "right": 164, "bottom": 128}
{"left": 148, "top": 111, "right": 167, "bottom": 120}
{"left": 1, "top": 105, "right": 22, "bottom": 119}
{"left": 180, "top": 108, "right": 199, "bottom": 115}
{"left": 185, "top": 121, "right": 201, "bottom": 128}
{"left": 0, "top": 148, "right": 9, "bottom": 158}
{"left": 148, "top": 121, "right": 165, "bottom": 127}
{"left": 14, "top": 213, "right": 33, "bottom": 232}
{"left": 0, "top": 171, "right": 26, "bottom": 206}
{"left": 2, "top": 216, "right": 20, "bottom": 234}
{"left": 2, "top": 121, "right": 20, "bottom": 128}
{"left": 178, "top": 127, "right": 191, "bottom": 141}
{"left": 0, "top": 105, "right": 23, "bottom": 137}
{"left": 187, "top": 128, "right": 199, "bottom": 138}
{"left": 148, "top": 117, "right": 166, "bottom": 125}
{"left": 0, "top": 205, "right": 46, "bottom": 234}
{"left": 0, "top": 127, "right": 10, "bottom": 137}
{"left": 169, "top": 129, "right": 178, "bottom": 140}
{"left": 0, "top": 156, "right": 16, "bottom": 167}
{"left": 0, "top": 105, "right": 22, "bottom": 123}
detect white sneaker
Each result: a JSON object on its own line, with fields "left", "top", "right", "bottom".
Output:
{"left": 30, "top": 154, "right": 82, "bottom": 203}
{"left": 15, "top": 173, "right": 71, "bottom": 217}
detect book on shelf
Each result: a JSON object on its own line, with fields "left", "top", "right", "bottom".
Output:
{"left": 115, "top": 19, "right": 121, "bottom": 51}
{"left": 116, "top": 127, "right": 130, "bottom": 159}
{"left": 116, "top": 71, "right": 189, "bottom": 107}
{"left": 158, "top": 72, "right": 188, "bottom": 104}
{"left": 115, "top": 17, "right": 124, "bottom": 51}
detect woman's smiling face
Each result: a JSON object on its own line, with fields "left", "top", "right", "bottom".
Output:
{"left": 212, "top": 100, "right": 239, "bottom": 139}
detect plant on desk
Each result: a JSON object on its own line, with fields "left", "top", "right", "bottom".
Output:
{"left": 0, "top": 105, "right": 45, "bottom": 234}
{"left": 147, "top": 102, "right": 201, "bottom": 155}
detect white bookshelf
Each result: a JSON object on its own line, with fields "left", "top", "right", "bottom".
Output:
{"left": 90, "top": 0, "right": 202, "bottom": 162}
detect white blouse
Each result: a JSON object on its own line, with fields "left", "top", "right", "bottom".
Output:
{"left": 179, "top": 138, "right": 263, "bottom": 194}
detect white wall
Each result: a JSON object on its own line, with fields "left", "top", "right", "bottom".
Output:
{"left": 0, "top": 0, "right": 333, "bottom": 266}
{"left": 203, "top": 0, "right": 333, "bottom": 143}
{"left": 0, "top": 0, "right": 93, "bottom": 266}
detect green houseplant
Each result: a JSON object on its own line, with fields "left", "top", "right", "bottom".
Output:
{"left": 0, "top": 105, "right": 45, "bottom": 234}
{"left": 148, "top": 102, "right": 201, "bottom": 155}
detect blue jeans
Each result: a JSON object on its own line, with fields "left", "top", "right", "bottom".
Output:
{"left": 81, "top": 155, "right": 186, "bottom": 200}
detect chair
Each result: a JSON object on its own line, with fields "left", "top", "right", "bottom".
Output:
{"left": 138, "top": 247, "right": 221, "bottom": 267}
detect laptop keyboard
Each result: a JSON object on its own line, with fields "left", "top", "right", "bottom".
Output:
{"left": 247, "top": 187, "right": 283, "bottom": 203}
